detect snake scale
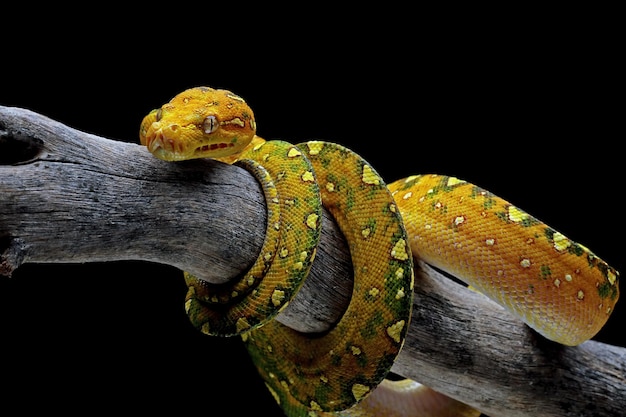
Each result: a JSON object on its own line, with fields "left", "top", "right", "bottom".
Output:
{"left": 140, "top": 87, "right": 620, "bottom": 416}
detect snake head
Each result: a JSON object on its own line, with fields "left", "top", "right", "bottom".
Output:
{"left": 139, "top": 86, "right": 256, "bottom": 161}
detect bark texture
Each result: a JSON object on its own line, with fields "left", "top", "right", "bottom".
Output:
{"left": 1, "top": 106, "right": 624, "bottom": 416}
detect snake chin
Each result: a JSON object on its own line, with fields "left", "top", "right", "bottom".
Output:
{"left": 145, "top": 131, "right": 200, "bottom": 161}
{"left": 146, "top": 139, "right": 188, "bottom": 161}
{"left": 151, "top": 148, "right": 187, "bottom": 162}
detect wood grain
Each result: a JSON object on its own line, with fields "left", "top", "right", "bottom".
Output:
{"left": 1, "top": 106, "right": 624, "bottom": 416}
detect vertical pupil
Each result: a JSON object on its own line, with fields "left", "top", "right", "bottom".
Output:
{"left": 203, "top": 115, "right": 218, "bottom": 134}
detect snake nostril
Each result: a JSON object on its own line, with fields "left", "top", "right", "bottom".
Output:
{"left": 146, "top": 129, "right": 169, "bottom": 153}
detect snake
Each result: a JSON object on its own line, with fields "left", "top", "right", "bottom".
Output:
{"left": 140, "top": 86, "right": 620, "bottom": 416}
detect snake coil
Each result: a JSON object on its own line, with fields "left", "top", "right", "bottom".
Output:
{"left": 140, "top": 86, "right": 619, "bottom": 417}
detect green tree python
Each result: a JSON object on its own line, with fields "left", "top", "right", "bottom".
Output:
{"left": 139, "top": 87, "right": 620, "bottom": 416}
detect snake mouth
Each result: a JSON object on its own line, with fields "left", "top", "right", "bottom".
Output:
{"left": 147, "top": 132, "right": 238, "bottom": 161}
{"left": 145, "top": 130, "right": 192, "bottom": 161}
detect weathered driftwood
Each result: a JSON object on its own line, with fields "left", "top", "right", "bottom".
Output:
{"left": 1, "top": 106, "right": 624, "bottom": 417}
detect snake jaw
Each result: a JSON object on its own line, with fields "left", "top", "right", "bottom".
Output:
{"left": 145, "top": 125, "right": 245, "bottom": 161}
{"left": 145, "top": 125, "right": 191, "bottom": 161}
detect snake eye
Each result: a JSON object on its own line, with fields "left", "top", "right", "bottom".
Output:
{"left": 203, "top": 115, "right": 219, "bottom": 134}
{"left": 155, "top": 108, "right": 163, "bottom": 121}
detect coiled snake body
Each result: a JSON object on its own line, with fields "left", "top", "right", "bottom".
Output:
{"left": 140, "top": 87, "right": 619, "bottom": 416}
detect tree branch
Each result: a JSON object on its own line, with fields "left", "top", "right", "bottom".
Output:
{"left": 396, "top": 263, "right": 625, "bottom": 417}
{"left": 1, "top": 106, "right": 623, "bottom": 416}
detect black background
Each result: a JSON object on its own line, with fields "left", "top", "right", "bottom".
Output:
{"left": 1, "top": 9, "right": 622, "bottom": 416}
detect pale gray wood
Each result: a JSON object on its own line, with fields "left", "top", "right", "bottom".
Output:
{"left": 1, "top": 106, "right": 624, "bottom": 416}
{"left": 0, "top": 105, "right": 351, "bottom": 330}
{"left": 393, "top": 262, "right": 626, "bottom": 417}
